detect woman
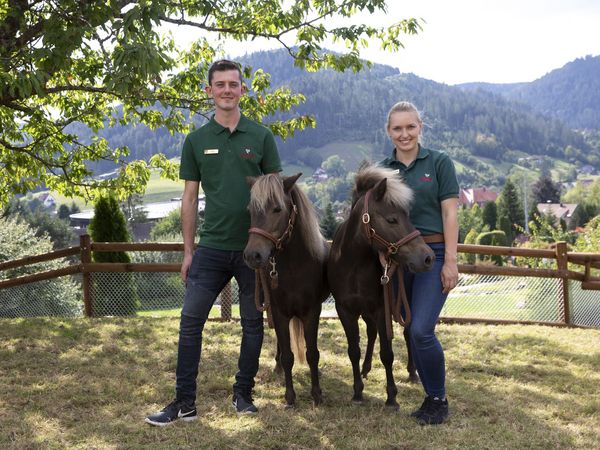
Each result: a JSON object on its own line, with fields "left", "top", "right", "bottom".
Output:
{"left": 380, "top": 101, "right": 459, "bottom": 425}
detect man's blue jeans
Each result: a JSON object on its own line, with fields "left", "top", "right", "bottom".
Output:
{"left": 175, "top": 246, "right": 263, "bottom": 402}
{"left": 402, "top": 243, "right": 449, "bottom": 399}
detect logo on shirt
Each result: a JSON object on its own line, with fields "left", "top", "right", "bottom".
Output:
{"left": 420, "top": 173, "right": 432, "bottom": 182}
{"left": 240, "top": 148, "right": 255, "bottom": 159}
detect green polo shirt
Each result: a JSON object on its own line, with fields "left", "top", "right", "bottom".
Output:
{"left": 380, "top": 145, "right": 459, "bottom": 235}
{"left": 179, "top": 114, "right": 281, "bottom": 250}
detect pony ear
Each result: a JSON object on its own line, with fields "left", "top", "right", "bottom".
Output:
{"left": 283, "top": 173, "right": 302, "bottom": 193}
{"left": 373, "top": 178, "right": 388, "bottom": 201}
{"left": 246, "top": 176, "right": 257, "bottom": 187}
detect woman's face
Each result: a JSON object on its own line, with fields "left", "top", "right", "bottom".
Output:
{"left": 387, "top": 111, "right": 422, "bottom": 154}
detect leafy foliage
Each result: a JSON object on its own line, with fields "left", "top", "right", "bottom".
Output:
{"left": 0, "top": 0, "right": 421, "bottom": 206}
{"left": 0, "top": 217, "right": 81, "bottom": 317}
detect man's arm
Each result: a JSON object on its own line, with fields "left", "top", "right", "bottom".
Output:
{"left": 180, "top": 180, "right": 200, "bottom": 282}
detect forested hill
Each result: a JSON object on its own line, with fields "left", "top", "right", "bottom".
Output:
{"left": 85, "top": 49, "right": 599, "bottom": 187}
{"left": 459, "top": 55, "right": 600, "bottom": 130}
{"left": 240, "top": 49, "right": 596, "bottom": 186}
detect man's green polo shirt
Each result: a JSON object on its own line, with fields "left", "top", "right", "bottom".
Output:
{"left": 179, "top": 114, "right": 281, "bottom": 250}
{"left": 380, "top": 145, "right": 459, "bottom": 235}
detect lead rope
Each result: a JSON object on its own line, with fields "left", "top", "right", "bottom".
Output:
{"left": 379, "top": 252, "right": 412, "bottom": 341}
{"left": 254, "top": 268, "right": 274, "bottom": 328}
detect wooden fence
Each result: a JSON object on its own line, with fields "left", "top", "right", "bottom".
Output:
{"left": 1, "top": 235, "right": 600, "bottom": 325}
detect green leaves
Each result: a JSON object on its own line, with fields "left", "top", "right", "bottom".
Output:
{"left": 0, "top": 0, "right": 420, "bottom": 206}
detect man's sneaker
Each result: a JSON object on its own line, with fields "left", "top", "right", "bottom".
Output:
{"left": 145, "top": 399, "right": 197, "bottom": 426}
{"left": 410, "top": 395, "right": 433, "bottom": 418}
{"left": 232, "top": 392, "right": 258, "bottom": 415}
{"left": 415, "top": 396, "right": 449, "bottom": 425}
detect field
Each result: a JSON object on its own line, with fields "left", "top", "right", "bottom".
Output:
{"left": 1, "top": 318, "right": 598, "bottom": 449}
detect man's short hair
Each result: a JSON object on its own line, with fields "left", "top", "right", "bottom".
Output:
{"left": 208, "top": 59, "right": 243, "bottom": 85}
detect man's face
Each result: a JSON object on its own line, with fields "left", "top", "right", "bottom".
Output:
{"left": 205, "top": 70, "right": 244, "bottom": 112}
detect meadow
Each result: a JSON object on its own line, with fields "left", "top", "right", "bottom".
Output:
{"left": 1, "top": 318, "right": 598, "bottom": 449}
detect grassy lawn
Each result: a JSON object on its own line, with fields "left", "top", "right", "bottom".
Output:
{"left": 1, "top": 319, "right": 598, "bottom": 449}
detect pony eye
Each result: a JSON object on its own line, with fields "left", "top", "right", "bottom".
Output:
{"left": 386, "top": 217, "right": 398, "bottom": 224}
{"left": 273, "top": 206, "right": 282, "bottom": 213}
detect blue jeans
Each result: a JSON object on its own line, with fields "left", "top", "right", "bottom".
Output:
{"left": 402, "top": 243, "right": 448, "bottom": 399}
{"left": 175, "top": 246, "right": 263, "bottom": 402}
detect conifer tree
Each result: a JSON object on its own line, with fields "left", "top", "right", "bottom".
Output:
{"left": 88, "top": 195, "right": 139, "bottom": 315}
{"left": 496, "top": 179, "right": 524, "bottom": 244}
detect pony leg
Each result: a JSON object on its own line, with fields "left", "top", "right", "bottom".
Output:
{"left": 377, "top": 313, "right": 399, "bottom": 410}
{"left": 337, "top": 306, "right": 364, "bottom": 404}
{"left": 361, "top": 316, "right": 377, "bottom": 379}
{"left": 272, "top": 309, "right": 296, "bottom": 407}
{"left": 403, "top": 326, "right": 419, "bottom": 383}
{"left": 302, "top": 308, "right": 323, "bottom": 406}
{"left": 274, "top": 339, "right": 283, "bottom": 375}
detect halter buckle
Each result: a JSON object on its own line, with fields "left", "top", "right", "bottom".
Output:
{"left": 362, "top": 213, "right": 370, "bottom": 224}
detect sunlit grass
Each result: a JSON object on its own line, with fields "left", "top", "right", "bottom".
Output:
{"left": 1, "top": 319, "right": 598, "bottom": 449}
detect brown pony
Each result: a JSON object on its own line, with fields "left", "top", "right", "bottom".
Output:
{"left": 244, "top": 173, "right": 329, "bottom": 407}
{"left": 328, "top": 165, "right": 434, "bottom": 409}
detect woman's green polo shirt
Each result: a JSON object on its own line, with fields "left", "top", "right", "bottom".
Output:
{"left": 179, "top": 114, "right": 281, "bottom": 250}
{"left": 380, "top": 145, "right": 459, "bottom": 236}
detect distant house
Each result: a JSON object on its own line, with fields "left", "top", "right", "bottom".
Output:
{"left": 38, "top": 193, "right": 56, "bottom": 209}
{"left": 312, "top": 168, "right": 328, "bottom": 181}
{"left": 536, "top": 202, "right": 579, "bottom": 224}
{"left": 578, "top": 165, "right": 595, "bottom": 175}
{"left": 459, "top": 187, "right": 498, "bottom": 208}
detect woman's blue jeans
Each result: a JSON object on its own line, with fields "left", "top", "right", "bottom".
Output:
{"left": 402, "top": 243, "right": 448, "bottom": 399}
{"left": 175, "top": 246, "right": 263, "bottom": 402}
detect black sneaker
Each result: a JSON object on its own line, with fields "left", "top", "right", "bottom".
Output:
{"left": 145, "top": 399, "right": 197, "bottom": 426}
{"left": 232, "top": 392, "right": 258, "bottom": 414}
{"left": 410, "top": 395, "right": 433, "bottom": 418}
{"left": 415, "top": 397, "right": 449, "bottom": 425}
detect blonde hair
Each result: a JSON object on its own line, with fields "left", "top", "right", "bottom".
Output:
{"left": 385, "top": 101, "right": 422, "bottom": 130}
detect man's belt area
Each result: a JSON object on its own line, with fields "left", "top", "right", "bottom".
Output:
{"left": 422, "top": 233, "right": 445, "bottom": 243}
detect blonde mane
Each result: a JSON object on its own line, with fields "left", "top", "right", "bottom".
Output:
{"left": 249, "top": 174, "right": 326, "bottom": 261}
{"left": 353, "top": 164, "right": 413, "bottom": 212}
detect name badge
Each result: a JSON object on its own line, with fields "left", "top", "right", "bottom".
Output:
{"left": 204, "top": 149, "right": 219, "bottom": 155}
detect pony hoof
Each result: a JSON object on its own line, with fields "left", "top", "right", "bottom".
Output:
{"left": 284, "top": 403, "right": 295, "bottom": 409}
{"left": 351, "top": 398, "right": 364, "bottom": 405}
{"left": 385, "top": 403, "right": 400, "bottom": 411}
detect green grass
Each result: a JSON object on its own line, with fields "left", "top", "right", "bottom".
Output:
{"left": 1, "top": 319, "right": 598, "bottom": 449}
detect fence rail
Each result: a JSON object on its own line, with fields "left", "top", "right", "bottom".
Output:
{"left": 1, "top": 235, "right": 600, "bottom": 328}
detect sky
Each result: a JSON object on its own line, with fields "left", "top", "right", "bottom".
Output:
{"left": 192, "top": 0, "right": 600, "bottom": 86}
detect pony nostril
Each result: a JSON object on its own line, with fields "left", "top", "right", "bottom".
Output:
{"left": 425, "top": 255, "right": 434, "bottom": 267}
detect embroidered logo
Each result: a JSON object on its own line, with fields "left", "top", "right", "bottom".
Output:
{"left": 240, "top": 148, "right": 255, "bottom": 159}
{"left": 420, "top": 173, "right": 432, "bottom": 182}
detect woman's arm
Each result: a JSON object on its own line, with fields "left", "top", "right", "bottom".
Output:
{"left": 440, "top": 197, "right": 459, "bottom": 293}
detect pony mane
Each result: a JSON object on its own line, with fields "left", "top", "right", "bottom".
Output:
{"left": 352, "top": 164, "right": 413, "bottom": 212}
{"left": 249, "top": 174, "right": 326, "bottom": 261}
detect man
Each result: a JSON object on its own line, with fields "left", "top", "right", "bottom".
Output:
{"left": 145, "top": 59, "right": 281, "bottom": 426}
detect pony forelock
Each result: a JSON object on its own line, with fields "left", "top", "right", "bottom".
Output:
{"left": 354, "top": 164, "right": 413, "bottom": 212}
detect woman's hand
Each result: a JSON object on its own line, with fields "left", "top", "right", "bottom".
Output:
{"left": 441, "top": 260, "right": 459, "bottom": 294}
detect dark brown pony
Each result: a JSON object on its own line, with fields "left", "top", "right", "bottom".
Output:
{"left": 244, "top": 173, "right": 329, "bottom": 407}
{"left": 328, "top": 165, "right": 435, "bottom": 409}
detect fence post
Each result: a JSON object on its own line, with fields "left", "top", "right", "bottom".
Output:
{"left": 555, "top": 241, "right": 570, "bottom": 325}
{"left": 80, "top": 234, "right": 93, "bottom": 317}
{"left": 221, "top": 281, "right": 232, "bottom": 320}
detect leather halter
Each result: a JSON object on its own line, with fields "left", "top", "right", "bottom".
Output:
{"left": 248, "top": 200, "right": 298, "bottom": 326}
{"left": 361, "top": 188, "right": 421, "bottom": 340}
{"left": 248, "top": 203, "right": 298, "bottom": 251}
{"left": 362, "top": 189, "right": 421, "bottom": 257}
